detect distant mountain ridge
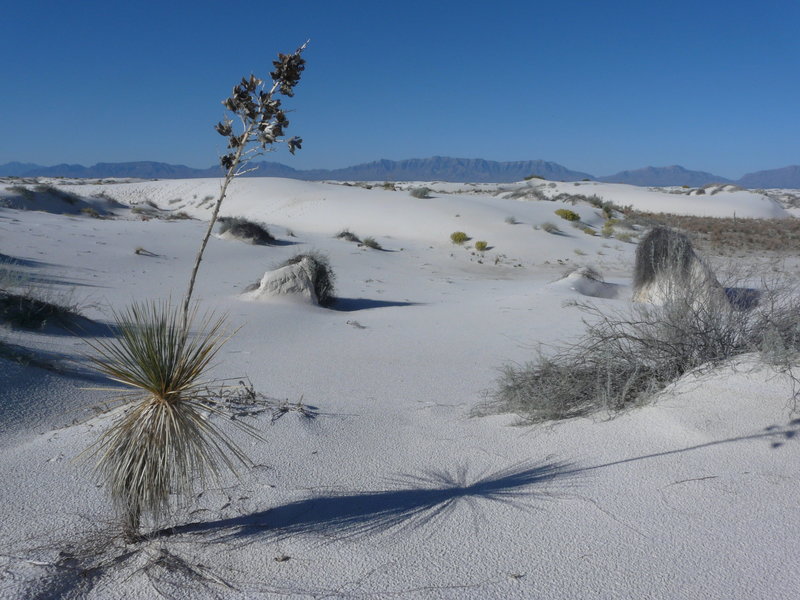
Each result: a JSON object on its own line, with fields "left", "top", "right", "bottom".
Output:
{"left": 2, "top": 157, "right": 799, "bottom": 188}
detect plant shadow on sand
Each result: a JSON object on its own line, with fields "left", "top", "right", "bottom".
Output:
{"left": 158, "top": 461, "right": 577, "bottom": 543}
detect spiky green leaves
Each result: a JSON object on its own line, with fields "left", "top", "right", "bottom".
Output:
{"left": 85, "top": 301, "right": 250, "bottom": 536}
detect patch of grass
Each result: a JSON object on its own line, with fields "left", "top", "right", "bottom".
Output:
{"left": 555, "top": 208, "right": 580, "bottom": 222}
{"left": 505, "top": 216, "right": 519, "bottom": 225}
{"left": 410, "top": 187, "right": 432, "bottom": 199}
{"left": 278, "top": 252, "right": 336, "bottom": 307}
{"left": 218, "top": 217, "right": 275, "bottom": 245}
{"left": 475, "top": 240, "right": 489, "bottom": 252}
{"left": 540, "top": 222, "right": 561, "bottom": 234}
{"left": 581, "top": 226, "right": 597, "bottom": 236}
{"left": 81, "top": 207, "right": 101, "bottom": 218}
{"left": 361, "top": 236, "right": 382, "bottom": 250}
{"left": 34, "top": 183, "right": 81, "bottom": 205}
{"left": 7, "top": 185, "right": 35, "bottom": 201}
{"left": 335, "top": 229, "right": 361, "bottom": 243}
{"left": 450, "top": 231, "right": 470, "bottom": 245}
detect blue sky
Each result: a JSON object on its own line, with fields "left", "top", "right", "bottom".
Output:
{"left": 2, "top": 0, "right": 798, "bottom": 178}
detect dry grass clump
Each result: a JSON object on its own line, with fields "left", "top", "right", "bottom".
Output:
{"left": 626, "top": 212, "right": 800, "bottom": 255}
{"left": 361, "top": 236, "right": 382, "bottom": 250}
{"left": 410, "top": 187, "right": 432, "bottom": 199}
{"left": 479, "top": 275, "right": 800, "bottom": 423}
{"left": 335, "top": 229, "right": 361, "bottom": 243}
{"left": 218, "top": 217, "right": 275, "bottom": 245}
{"left": 450, "top": 231, "right": 470, "bottom": 244}
{"left": 85, "top": 302, "right": 252, "bottom": 539}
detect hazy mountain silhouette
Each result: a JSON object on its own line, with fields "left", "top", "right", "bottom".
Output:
{"left": 2, "top": 158, "right": 799, "bottom": 188}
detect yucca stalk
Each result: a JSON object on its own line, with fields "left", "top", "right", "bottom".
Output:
{"left": 85, "top": 301, "right": 250, "bottom": 538}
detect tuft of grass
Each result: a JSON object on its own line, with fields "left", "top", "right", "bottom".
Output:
{"left": 335, "top": 229, "right": 361, "bottom": 243}
{"left": 278, "top": 252, "right": 336, "bottom": 307}
{"left": 81, "top": 206, "right": 101, "bottom": 218}
{"left": 410, "top": 187, "right": 432, "bottom": 199}
{"left": 218, "top": 217, "right": 275, "bottom": 245}
{"left": 84, "top": 301, "right": 252, "bottom": 539}
{"left": 361, "top": 236, "right": 382, "bottom": 250}
{"left": 555, "top": 208, "right": 580, "bottom": 222}
{"left": 450, "top": 231, "right": 470, "bottom": 245}
{"left": 34, "top": 183, "right": 81, "bottom": 205}
{"left": 0, "top": 288, "right": 82, "bottom": 330}
{"left": 475, "top": 240, "right": 489, "bottom": 252}
{"left": 540, "top": 222, "right": 561, "bottom": 234}
{"left": 505, "top": 216, "right": 519, "bottom": 225}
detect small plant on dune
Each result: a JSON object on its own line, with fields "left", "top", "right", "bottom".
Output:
{"left": 505, "top": 216, "right": 519, "bottom": 225}
{"left": 475, "top": 240, "right": 489, "bottom": 252}
{"left": 410, "top": 187, "right": 432, "bottom": 199}
{"left": 335, "top": 229, "right": 361, "bottom": 243}
{"left": 218, "top": 216, "right": 275, "bottom": 244}
{"left": 87, "top": 42, "right": 308, "bottom": 539}
{"left": 582, "top": 226, "right": 597, "bottom": 236}
{"left": 450, "top": 231, "right": 470, "bottom": 245}
{"left": 555, "top": 208, "right": 580, "bottom": 222}
{"left": 278, "top": 252, "right": 336, "bottom": 307}
{"left": 84, "top": 302, "right": 255, "bottom": 539}
{"left": 540, "top": 222, "right": 561, "bottom": 234}
{"left": 361, "top": 236, "right": 382, "bottom": 250}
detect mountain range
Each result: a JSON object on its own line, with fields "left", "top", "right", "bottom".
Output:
{"left": 2, "top": 157, "right": 799, "bottom": 188}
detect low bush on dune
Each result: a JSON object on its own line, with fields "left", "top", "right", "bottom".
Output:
{"left": 335, "top": 229, "right": 361, "bottom": 243}
{"left": 475, "top": 240, "right": 489, "bottom": 251}
{"left": 555, "top": 208, "right": 580, "bottom": 222}
{"left": 278, "top": 251, "right": 336, "bottom": 307}
{"left": 479, "top": 279, "right": 800, "bottom": 423}
{"left": 218, "top": 216, "right": 275, "bottom": 245}
{"left": 410, "top": 186, "right": 432, "bottom": 199}
{"left": 0, "top": 290, "right": 82, "bottom": 330}
{"left": 361, "top": 236, "right": 382, "bottom": 250}
{"left": 450, "top": 231, "right": 470, "bottom": 244}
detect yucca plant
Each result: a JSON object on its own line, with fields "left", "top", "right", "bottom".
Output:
{"left": 85, "top": 302, "right": 255, "bottom": 538}
{"left": 86, "top": 43, "right": 308, "bottom": 540}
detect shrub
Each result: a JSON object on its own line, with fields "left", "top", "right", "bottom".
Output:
{"left": 505, "top": 216, "right": 519, "bottom": 225}
{"left": 85, "top": 302, "right": 250, "bottom": 538}
{"left": 34, "top": 183, "right": 80, "bottom": 205}
{"left": 555, "top": 208, "right": 580, "bottom": 221}
{"left": 81, "top": 206, "right": 101, "bottom": 218}
{"left": 540, "top": 222, "right": 561, "bottom": 234}
{"left": 479, "top": 274, "right": 800, "bottom": 423}
{"left": 582, "top": 226, "right": 597, "bottom": 236}
{"left": 218, "top": 216, "right": 275, "bottom": 245}
{"left": 279, "top": 252, "right": 336, "bottom": 306}
{"left": 361, "top": 236, "right": 382, "bottom": 250}
{"left": 0, "top": 289, "right": 82, "bottom": 330}
{"left": 410, "top": 187, "right": 432, "bottom": 199}
{"left": 335, "top": 229, "right": 361, "bottom": 243}
{"left": 450, "top": 231, "right": 470, "bottom": 244}
{"left": 524, "top": 174, "right": 545, "bottom": 181}
{"left": 601, "top": 219, "right": 617, "bottom": 237}
{"left": 475, "top": 240, "right": 489, "bottom": 252}
{"left": 616, "top": 232, "right": 634, "bottom": 243}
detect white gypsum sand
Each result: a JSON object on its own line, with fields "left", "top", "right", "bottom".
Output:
{"left": 0, "top": 176, "right": 798, "bottom": 599}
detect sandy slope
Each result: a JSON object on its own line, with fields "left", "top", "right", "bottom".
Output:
{"left": 0, "top": 178, "right": 798, "bottom": 599}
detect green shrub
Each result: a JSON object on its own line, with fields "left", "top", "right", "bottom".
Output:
{"left": 450, "top": 231, "right": 470, "bottom": 244}
{"left": 81, "top": 206, "right": 101, "bottom": 218}
{"left": 524, "top": 174, "right": 545, "bottom": 181}
{"left": 475, "top": 240, "right": 489, "bottom": 251}
{"left": 505, "top": 216, "right": 519, "bottom": 225}
{"left": 555, "top": 208, "right": 580, "bottom": 221}
{"left": 582, "top": 226, "right": 597, "bottom": 236}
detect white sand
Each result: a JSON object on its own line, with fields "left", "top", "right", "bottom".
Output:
{"left": 0, "top": 177, "right": 798, "bottom": 599}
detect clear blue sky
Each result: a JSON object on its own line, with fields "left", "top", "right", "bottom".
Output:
{"left": 2, "top": 0, "right": 798, "bottom": 178}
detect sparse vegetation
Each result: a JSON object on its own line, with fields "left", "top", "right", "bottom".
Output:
{"left": 278, "top": 252, "right": 336, "bottom": 306}
{"left": 361, "top": 236, "right": 382, "bottom": 250}
{"left": 555, "top": 208, "right": 580, "bottom": 222}
{"left": 450, "top": 231, "right": 470, "bottom": 244}
{"left": 505, "top": 216, "right": 519, "bottom": 225}
{"left": 218, "top": 217, "right": 275, "bottom": 244}
{"left": 582, "top": 226, "right": 597, "bottom": 236}
{"left": 475, "top": 241, "right": 489, "bottom": 252}
{"left": 410, "top": 187, "right": 432, "bottom": 199}
{"left": 81, "top": 206, "right": 101, "bottom": 218}
{"left": 34, "top": 183, "right": 80, "bottom": 205}
{"left": 335, "top": 229, "right": 361, "bottom": 243}
{"left": 480, "top": 265, "right": 800, "bottom": 423}
{"left": 541, "top": 222, "right": 561, "bottom": 234}
{"left": 0, "top": 289, "right": 82, "bottom": 330}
